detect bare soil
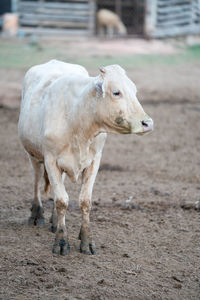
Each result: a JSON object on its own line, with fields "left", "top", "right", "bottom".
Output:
{"left": 0, "top": 46, "right": 200, "bottom": 299}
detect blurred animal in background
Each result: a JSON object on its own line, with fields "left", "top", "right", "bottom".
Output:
{"left": 97, "top": 9, "right": 127, "bottom": 38}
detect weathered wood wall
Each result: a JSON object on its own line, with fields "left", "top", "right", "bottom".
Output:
{"left": 145, "top": 0, "right": 200, "bottom": 38}
{"left": 15, "top": 0, "right": 200, "bottom": 37}
{"left": 17, "top": 0, "right": 96, "bottom": 36}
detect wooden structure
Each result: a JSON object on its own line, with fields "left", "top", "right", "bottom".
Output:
{"left": 96, "top": 0, "right": 200, "bottom": 37}
{"left": 16, "top": 0, "right": 96, "bottom": 36}
{"left": 145, "top": 0, "right": 200, "bottom": 38}
{"left": 6, "top": 0, "right": 200, "bottom": 37}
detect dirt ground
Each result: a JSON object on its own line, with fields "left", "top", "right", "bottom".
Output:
{"left": 0, "top": 39, "right": 200, "bottom": 300}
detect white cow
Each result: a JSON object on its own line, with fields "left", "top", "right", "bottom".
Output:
{"left": 18, "top": 60, "right": 153, "bottom": 255}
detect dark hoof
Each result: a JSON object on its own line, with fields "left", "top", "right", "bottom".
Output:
{"left": 79, "top": 227, "right": 97, "bottom": 255}
{"left": 28, "top": 216, "right": 44, "bottom": 227}
{"left": 52, "top": 238, "right": 70, "bottom": 255}
{"left": 28, "top": 204, "right": 44, "bottom": 227}
{"left": 80, "top": 240, "right": 97, "bottom": 255}
{"left": 49, "top": 225, "right": 57, "bottom": 233}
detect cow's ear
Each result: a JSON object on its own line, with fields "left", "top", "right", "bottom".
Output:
{"left": 95, "top": 80, "right": 105, "bottom": 98}
{"left": 99, "top": 66, "right": 106, "bottom": 74}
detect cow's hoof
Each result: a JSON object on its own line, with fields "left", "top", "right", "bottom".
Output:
{"left": 28, "top": 216, "right": 45, "bottom": 227}
{"left": 79, "top": 227, "right": 97, "bottom": 255}
{"left": 49, "top": 225, "right": 57, "bottom": 233}
{"left": 52, "top": 238, "right": 70, "bottom": 255}
{"left": 80, "top": 240, "right": 97, "bottom": 255}
{"left": 52, "top": 228, "right": 70, "bottom": 255}
{"left": 28, "top": 204, "right": 44, "bottom": 227}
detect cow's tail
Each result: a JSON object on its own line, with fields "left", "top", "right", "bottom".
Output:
{"left": 44, "top": 167, "right": 51, "bottom": 195}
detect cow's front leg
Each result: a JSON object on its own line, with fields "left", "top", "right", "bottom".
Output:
{"left": 49, "top": 173, "right": 66, "bottom": 233}
{"left": 79, "top": 154, "right": 101, "bottom": 255}
{"left": 45, "top": 155, "right": 70, "bottom": 255}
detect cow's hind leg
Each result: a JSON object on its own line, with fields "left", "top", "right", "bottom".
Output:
{"left": 79, "top": 153, "right": 101, "bottom": 255}
{"left": 45, "top": 154, "right": 70, "bottom": 255}
{"left": 28, "top": 156, "right": 44, "bottom": 226}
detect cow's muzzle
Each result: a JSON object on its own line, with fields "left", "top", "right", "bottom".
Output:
{"left": 141, "top": 118, "right": 154, "bottom": 133}
{"left": 132, "top": 117, "right": 154, "bottom": 135}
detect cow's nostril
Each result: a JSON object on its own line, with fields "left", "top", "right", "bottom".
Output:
{"left": 141, "top": 120, "right": 148, "bottom": 127}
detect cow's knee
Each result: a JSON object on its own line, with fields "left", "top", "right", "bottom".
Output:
{"left": 56, "top": 198, "right": 67, "bottom": 215}
{"left": 80, "top": 199, "right": 91, "bottom": 215}
{"left": 55, "top": 198, "right": 68, "bottom": 233}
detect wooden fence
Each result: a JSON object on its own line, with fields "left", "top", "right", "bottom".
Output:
{"left": 17, "top": 0, "right": 96, "bottom": 36}
{"left": 145, "top": 0, "right": 200, "bottom": 38}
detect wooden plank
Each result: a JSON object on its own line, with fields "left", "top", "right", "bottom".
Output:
{"left": 18, "top": 2, "right": 90, "bottom": 12}
{"left": 18, "top": 1, "right": 89, "bottom": 11}
{"left": 18, "top": 6, "right": 89, "bottom": 13}
{"left": 19, "top": 13, "right": 89, "bottom": 22}
{"left": 18, "top": 26, "right": 89, "bottom": 36}
{"left": 152, "top": 24, "right": 200, "bottom": 38}
{"left": 157, "top": 17, "right": 192, "bottom": 27}
{"left": 157, "top": 4, "right": 191, "bottom": 15}
{"left": 157, "top": 0, "right": 191, "bottom": 7}
{"left": 19, "top": 0, "right": 89, "bottom": 4}
{"left": 29, "top": 8, "right": 91, "bottom": 16}
{"left": 19, "top": 19, "right": 88, "bottom": 28}
{"left": 157, "top": 13, "right": 192, "bottom": 22}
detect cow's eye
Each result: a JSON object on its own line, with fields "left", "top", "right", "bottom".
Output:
{"left": 113, "top": 90, "right": 121, "bottom": 97}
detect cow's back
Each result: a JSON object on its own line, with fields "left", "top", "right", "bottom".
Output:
{"left": 18, "top": 60, "right": 89, "bottom": 156}
{"left": 21, "top": 60, "right": 89, "bottom": 105}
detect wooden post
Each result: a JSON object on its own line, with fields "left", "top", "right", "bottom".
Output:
{"left": 144, "top": 0, "right": 157, "bottom": 38}
{"left": 88, "top": 0, "right": 96, "bottom": 36}
{"left": 11, "top": 0, "right": 18, "bottom": 12}
{"left": 115, "top": 0, "right": 121, "bottom": 18}
{"left": 190, "top": 0, "right": 197, "bottom": 33}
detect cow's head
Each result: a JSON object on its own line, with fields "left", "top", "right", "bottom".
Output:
{"left": 95, "top": 65, "right": 153, "bottom": 135}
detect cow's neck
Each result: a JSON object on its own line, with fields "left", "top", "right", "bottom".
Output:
{"left": 59, "top": 78, "right": 106, "bottom": 182}
{"left": 73, "top": 78, "right": 103, "bottom": 143}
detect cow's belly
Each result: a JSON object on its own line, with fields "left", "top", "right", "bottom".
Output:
{"left": 19, "top": 111, "right": 44, "bottom": 160}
